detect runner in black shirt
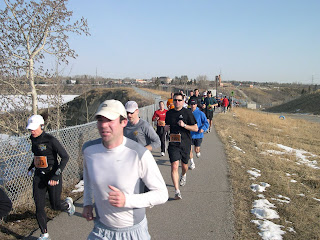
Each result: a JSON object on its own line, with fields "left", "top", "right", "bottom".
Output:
{"left": 26, "top": 115, "right": 75, "bottom": 240}
{"left": 188, "top": 88, "right": 203, "bottom": 109}
{"left": 165, "top": 93, "right": 198, "bottom": 200}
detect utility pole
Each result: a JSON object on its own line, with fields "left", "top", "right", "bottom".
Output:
{"left": 215, "top": 75, "right": 219, "bottom": 98}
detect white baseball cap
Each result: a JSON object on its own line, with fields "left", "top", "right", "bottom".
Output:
{"left": 95, "top": 99, "right": 127, "bottom": 120}
{"left": 125, "top": 101, "right": 139, "bottom": 113}
{"left": 26, "top": 115, "right": 44, "bottom": 130}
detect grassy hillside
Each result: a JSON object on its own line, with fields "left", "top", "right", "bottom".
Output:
{"left": 214, "top": 108, "right": 320, "bottom": 239}
{"left": 264, "top": 90, "right": 320, "bottom": 115}
{"left": 239, "top": 86, "right": 304, "bottom": 106}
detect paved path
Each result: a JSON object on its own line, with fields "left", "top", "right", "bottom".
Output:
{"left": 26, "top": 115, "right": 234, "bottom": 240}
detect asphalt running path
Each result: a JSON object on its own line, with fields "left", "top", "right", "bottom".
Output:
{"left": 26, "top": 114, "right": 234, "bottom": 240}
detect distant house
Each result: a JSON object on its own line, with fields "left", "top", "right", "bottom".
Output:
{"left": 136, "top": 79, "right": 147, "bottom": 84}
{"left": 158, "top": 76, "right": 172, "bottom": 84}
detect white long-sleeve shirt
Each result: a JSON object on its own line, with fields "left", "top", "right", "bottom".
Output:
{"left": 82, "top": 137, "right": 168, "bottom": 228}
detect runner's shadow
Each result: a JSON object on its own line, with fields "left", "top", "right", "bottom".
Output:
{"left": 155, "top": 159, "right": 170, "bottom": 166}
{"left": 0, "top": 225, "right": 25, "bottom": 239}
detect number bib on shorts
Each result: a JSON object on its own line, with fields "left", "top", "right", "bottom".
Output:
{"left": 34, "top": 156, "right": 48, "bottom": 168}
{"left": 158, "top": 120, "right": 165, "bottom": 127}
{"left": 169, "top": 133, "right": 181, "bottom": 143}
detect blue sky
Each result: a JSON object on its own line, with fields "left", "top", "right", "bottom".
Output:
{"left": 64, "top": 0, "right": 320, "bottom": 83}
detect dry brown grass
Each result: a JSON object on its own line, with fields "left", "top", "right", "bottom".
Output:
{"left": 214, "top": 108, "right": 320, "bottom": 240}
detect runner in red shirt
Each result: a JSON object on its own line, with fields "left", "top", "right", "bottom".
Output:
{"left": 222, "top": 96, "right": 229, "bottom": 113}
{"left": 152, "top": 101, "right": 168, "bottom": 156}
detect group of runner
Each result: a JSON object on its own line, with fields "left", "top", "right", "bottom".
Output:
{"left": 6, "top": 89, "right": 230, "bottom": 240}
{"left": 152, "top": 89, "right": 224, "bottom": 200}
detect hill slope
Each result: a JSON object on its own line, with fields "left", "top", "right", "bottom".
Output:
{"left": 63, "top": 88, "right": 153, "bottom": 126}
{"left": 264, "top": 90, "right": 320, "bottom": 115}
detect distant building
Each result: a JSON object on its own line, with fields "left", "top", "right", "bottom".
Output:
{"left": 158, "top": 76, "right": 172, "bottom": 84}
{"left": 136, "top": 79, "right": 147, "bottom": 84}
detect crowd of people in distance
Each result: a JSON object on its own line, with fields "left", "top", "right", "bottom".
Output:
{"left": 3, "top": 88, "right": 233, "bottom": 240}
{"left": 154, "top": 88, "right": 233, "bottom": 201}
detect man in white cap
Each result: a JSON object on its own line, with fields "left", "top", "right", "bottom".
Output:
{"left": 124, "top": 100, "right": 161, "bottom": 152}
{"left": 26, "top": 115, "right": 75, "bottom": 240}
{"left": 82, "top": 100, "right": 168, "bottom": 240}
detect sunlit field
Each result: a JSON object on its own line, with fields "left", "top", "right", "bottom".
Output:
{"left": 214, "top": 108, "right": 320, "bottom": 240}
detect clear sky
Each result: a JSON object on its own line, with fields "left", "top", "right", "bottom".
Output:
{"left": 63, "top": 0, "right": 320, "bottom": 84}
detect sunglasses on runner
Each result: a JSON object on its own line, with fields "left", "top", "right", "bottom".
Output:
{"left": 173, "top": 99, "right": 183, "bottom": 102}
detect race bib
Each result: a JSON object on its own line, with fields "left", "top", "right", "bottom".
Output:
{"left": 169, "top": 133, "right": 181, "bottom": 143}
{"left": 34, "top": 156, "right": 48, "bottom": 168}
{"left": 158, "top": 120, "right": 165, "bottom": 127}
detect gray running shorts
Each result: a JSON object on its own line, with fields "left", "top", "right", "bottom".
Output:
{"left": 87, "top": 217, "right": 150, "bottom": 240}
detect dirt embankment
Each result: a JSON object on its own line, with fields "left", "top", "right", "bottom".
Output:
{"left": 63, "top": 88, "right": 153, "bottom": 126}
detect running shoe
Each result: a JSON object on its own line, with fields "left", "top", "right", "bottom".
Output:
{"left": 196, "top": 152, "right": 201, "bottom": 158}
{"left": 189, "top": 163, "right": 195, "bottom": 170}
{"left": 161, "top": 152, "right": 165, "bottom": 156}
{"left": 38, "top": 233, "right": 51, "bottom": 240}
{"left": 174, "top": 191, "right": 182, "bottom": 200}
{"left": 65, "top": 197, "right": 75, "bottom": 216}
{"left": 179, "top": 174, "right": 186, "bottom": 186}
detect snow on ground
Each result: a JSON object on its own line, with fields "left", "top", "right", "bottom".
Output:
{"left": 72, "top": 180, "right": 84, "bottom": 193}
{"left": 271, "top": 195, "right": 291, "bottom": 204}
{"left": 247, "top": 168, "right": 261, "bottom": 180}
{"left": 0, "top": 94, "right": 79, "bottom": 112}
{"left": 229, "top": 136, "right": 245, "bottom": 153}
{"left": 251, "top": 183, "right": 270, "bottom": 192}
{"left": 251, "top": 220, "right": 286, "bottom": 240}
{"left": 261, "top": 143, "right": 319, "bottom": 170}
{"left": 251, "top": 199, "right": 279, "bottom": 219}
{"left": 248, "top": 168, "right": 287, "bottom": 239}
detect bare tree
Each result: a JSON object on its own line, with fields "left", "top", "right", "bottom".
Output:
{"left": 196, "top": 75, "right": 209, "bottom": 89}
{"left": 0, "top": 0, "right": 90, "bottom": 115}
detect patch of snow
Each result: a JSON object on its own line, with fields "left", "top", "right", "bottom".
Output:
{"left": 261, "top": 143, "right": 319, "bottom": 170}
{"left": 287, "top": 227, "right": 296, "bottom": 233}
{"left": 251, "top": 182, "right": 271, "bottom": 192}
{"left": 248, "top": 168, "right": 261, "bottom": 179}
{"left": 271, "top": 195, "right": 291, "bottom": 204}
{"left": 276, "top": 144, "right": 319, "bottom": 169}
{"left": 72, "top": 180, "right": 84, "bottom": 193}
{"left": 251, "top": 220, "right": 285, "bottom": 240}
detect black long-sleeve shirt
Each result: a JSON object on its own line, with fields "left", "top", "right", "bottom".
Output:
{"left": 28, "top": 132, "right": 69, "bottom": 181}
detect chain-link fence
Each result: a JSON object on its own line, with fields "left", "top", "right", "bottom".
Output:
{"left": 0, "top": 89, "right": 160, "bottom": 213}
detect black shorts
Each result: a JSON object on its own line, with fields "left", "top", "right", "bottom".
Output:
{"left": 168, "top": 144, "right": 190, "bottom": 164}
{"left": 206, "top": 110, "right": 213, "bottom": 120}
{"left": 192, "top": 138, "right": 203, "bottom": 147}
